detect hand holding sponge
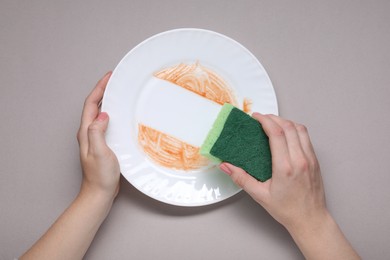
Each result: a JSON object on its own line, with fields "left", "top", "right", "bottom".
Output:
{"left": 200, "top": 103, "right": 272, "bottom": 182}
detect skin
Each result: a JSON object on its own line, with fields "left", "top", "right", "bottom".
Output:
{"left": 220, "top": 113, "right": 360, "bottom": 260}
{"left": 20, "top": 72, "right": 120, "bottom": 260}
{"left": 21, "top": 72, "right": 360, "bottom": 259}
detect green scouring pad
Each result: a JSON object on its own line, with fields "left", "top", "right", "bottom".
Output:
{"left": 200, "top": 103, "right": 272, "bottom": 182}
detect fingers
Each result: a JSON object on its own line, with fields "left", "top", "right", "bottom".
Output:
{"left": 251, "top": 113, "right": 289, "bottom": 168}
{"left": 252, "top": 113, "right": 316, "bottom": 177}
{"left": 294, "top": 123, "right": 319, "bottom": 167}
{"left": 294, "top": 123, "right": 314, "bottom": 153}
{"left": 265, "top": 115, "right": 306, "bottom": 163}
{"left": 78, "top": 71, "right": 112, "bottom": 148}
{"left": 87, "top": 112, "right": 110, "bottom": 156}
{"left": 220, "top": 163, "right": 269, "bottom": 203}
{"left": 81, "top": 71, "right": 112, "bottom": 127}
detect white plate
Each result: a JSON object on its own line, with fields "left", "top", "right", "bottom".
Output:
{"left": 102, "top": 28, "right": 278, "bottom": 207}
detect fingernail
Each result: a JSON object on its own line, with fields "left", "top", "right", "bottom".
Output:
{"left": 101, "top": 71, "right": 112, "bottom": 81}
{"left": 252, "top": 112, "right": 262, "bottom": 117}
{"left": 97, "top": 112, "right": 108, "bottom": 121}
{"left": 220, "top": 163, "right": 233, "bottom": 176}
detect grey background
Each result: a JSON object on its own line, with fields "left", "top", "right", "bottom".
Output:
{"left": 1, "top": 0, "right": 389, "bottom": 259}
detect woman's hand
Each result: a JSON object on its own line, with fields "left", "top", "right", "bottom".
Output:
{"left": 220, "top": 113, "right": 360, "bottom": 259}
{"left": 77, "top": 71, "right": 120, "bottom": 200}
{"left": 21, "top": 72, "right": 122, "bottom": 260}
{"left": 221, "top": 113, "right": 326, "bottom": 230}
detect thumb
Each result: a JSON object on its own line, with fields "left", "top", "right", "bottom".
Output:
{"left": 87, "top": 112, "right": 109, "bottom": 155}
{"left": 220, "top": 162, "right": 268, "bottom": 203}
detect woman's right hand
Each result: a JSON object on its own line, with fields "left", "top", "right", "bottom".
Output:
{"left": 219, "top": 113, "right": 360, "bottom": 259}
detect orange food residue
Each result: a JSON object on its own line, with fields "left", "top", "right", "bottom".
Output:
{"left": 139, "top": 61, "right": 252, "bottom": 171}
{"left": 138, "top": 124, "right": 209, "bottom": 170}
{"left": 243, "top": 98, "right": 252, "bottom": 113}
{"left": 154, "top": 61, "right": 237, "bottom": 106}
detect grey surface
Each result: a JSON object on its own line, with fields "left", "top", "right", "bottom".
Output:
{"left": 1, "top": 0, "right": 390, "bottom": 259}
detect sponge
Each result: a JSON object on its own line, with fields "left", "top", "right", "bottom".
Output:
{"left": 200, "top": 103, "right": 272, "bottom": 182}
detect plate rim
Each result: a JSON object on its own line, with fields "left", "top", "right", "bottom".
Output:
{"left": 102, "top": 28, "right": 278, "bottom": 207}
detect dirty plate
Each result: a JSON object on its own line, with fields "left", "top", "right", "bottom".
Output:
{"left": 102, "top": 28, "right": 278, "bottom": 206}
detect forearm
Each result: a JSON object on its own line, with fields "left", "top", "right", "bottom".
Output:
{"left": 20, "top": 186, "right": 114, "bottom": 260}
{"left": 287, "top": 211, "right": 360, "bottom": 260}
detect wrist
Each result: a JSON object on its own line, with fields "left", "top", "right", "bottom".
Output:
{"left": 285, "top": 210, "right": 360, "bottom": 259}
{"left": 285, "top": 209, "right": 333, "bottom": 241}
{"left": 78, "top": 182, "right": 116, "bottom": 211}
{"left": 286, "top": 210, "right": 340, "bottom": 257}
{"left": 80, "top": 180, "right": 117, "bottom": 201}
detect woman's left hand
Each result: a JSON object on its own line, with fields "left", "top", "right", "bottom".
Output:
{"left": 77, "top": 71, "right": 120, "bottom": 200}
